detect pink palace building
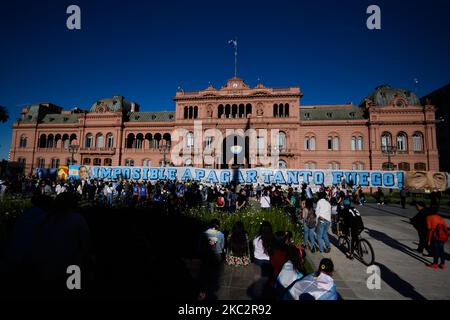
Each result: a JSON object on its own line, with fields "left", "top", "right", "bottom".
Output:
{"left": 9, "top": 77, "right": 439, "bottom": 175}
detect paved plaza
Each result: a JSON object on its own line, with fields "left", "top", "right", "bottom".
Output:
{"left": 217, "top": 203, "right": 450, "bottom": 300}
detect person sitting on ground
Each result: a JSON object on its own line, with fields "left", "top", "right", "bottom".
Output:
{"left": 253, "top": 221, "right": 275, "bottom": 267}
{"left": 288, "top": 258, "right": 338, "bottom": 300}
{"left": 425, "top": 211, "right": 448, "bottom": 270}
{"left": 226, "top": 221, "right": 250, "bottom": 266}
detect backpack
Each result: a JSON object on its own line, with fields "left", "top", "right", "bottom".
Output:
{"left": 217, "top": 196, "right": 225, "bottom": 207}
{"left": 434, "top": 224, "right": 449, "bottom": 242}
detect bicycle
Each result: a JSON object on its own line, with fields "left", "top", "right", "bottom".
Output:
{"left": 337, "top": 223, "right": 375, "bottom": 266}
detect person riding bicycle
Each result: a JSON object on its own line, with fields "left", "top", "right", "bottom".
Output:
{"left": 339, "top": 199, "right": 364, "bottom": 260}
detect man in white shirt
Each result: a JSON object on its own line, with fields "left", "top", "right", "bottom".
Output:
{"left": 316, "top": 192, "right": 332, "bottom": 253}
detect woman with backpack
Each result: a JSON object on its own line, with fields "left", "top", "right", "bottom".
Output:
{"left": 302, "top": 198, "right": 316, "bottom": 253}
{"left": 426, "top": 212, "right": 448, "bottom": 270}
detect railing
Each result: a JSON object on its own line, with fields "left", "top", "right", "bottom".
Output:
{"left": 79, "top": 147, "right": 116, "bottom": 154}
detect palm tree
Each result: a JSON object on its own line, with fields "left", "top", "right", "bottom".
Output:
{"left": 0, "top": 105, "right": 9, "bottom": 123}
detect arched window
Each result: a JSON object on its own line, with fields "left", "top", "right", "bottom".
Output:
{"left": 285, "top": 103, "right": 289, "bottom": 117}
{"left": 96, "top": 133, "right": 104, "bottom": 148}
{"left": 184, "top": 106, "right": 188, "bottom": 119}
{"left": 136, "top": 133, "right": 144, "bottom": 149}
{"left": 37, "top": 158, "right": 45, "bottom": 168}
{"left": 126, "top": 133, "right": 135, "bottom": 149}
{"left": 279, "top": 104, "right": 284, "bottom": 117}
{"left": 154, "top": 133, "right": 162, "bottom": 148}
{"left": 104, "top": 158, "right": 112, "bottom": 166}
{"left": 85, "top": 133, "right": 93, "bottom": 148}
{"left": 163, "top": 133, "right": 171, "bottom": 148}
{"left": 184, "top": 158, "right": 193, "bottom": 167}
{"left": 62, "top": 134, "right": 70, "bottom": 149}
{"left": 125, "top": 159, "right": 134, "bottom": 166}
{"left": 397, "top": 133, "right": 408, "bottom": 152}
{"left": 225, "top": 104, "right": 231, "bottom": 118}
{"left": 246, "top": 104, "right": 252, "bottom": 117}
{"left": 304, "top": 136, "right": 316, "bottom": 151}
{"left": 18, "top": 157, "right": 26, "bottom": 166}
{"left": 328, "top": 134, "right": 339, "bottom": 151}
{"left": 83, "top": 158, "right": 91, "bottom": 165}
{"left": 273, "top": 104, "right": 278, "bottom": 117}
{"left": 382, "top": 162, "right": 394, "bottom": 170}
{"left": 277, "top": 132, "right": 286, "bottom": 151}
{"left": 381, "top": 132, "right": 392, "bottom": 151}
{"left": 305, "top": 162, "right": 316, "bottom": 170}
{"left": 186, "top": 132, "right": 194, "bottom": 148}
{"left": 327, "top": 162, "right": 340, "bottom": 170}
{"left": 142, "top": 159, "right": 152, "bottom": 167}
{"left": 69, "top": 134, "right": 77, "bottom": 144}
{"left": 93, "top": 158, "right": 102, "bottom": 166}
{"left": 39, "top": 134, "right": 47, "bottom": 148}
{"left": 398, "top": 162, "right": 410, "bottom": 171}
{"left": 412, "top": 132, "right": 424, "bottom": 152}
{"left": 194, "top": 106, "right": 198, "bottom": 119}
{"left": 218, "top": 104, "right": 224, "bottom": 118}
{"left": 232, "top": 104, "right": 238, "bottom": 118}
{"left": 277, "top": 160, "right": 287, "bottom": 169}
{"left": 239, "top": 104, "right": 245, "bottom": 118}
{"left": 47, "top": 134, "right": 54, "bottom": 148}
{"left": 19, "top": 135, "right": 27, "bottom": 148}
{"left": 352, "top": 162, "right": 364, "bottom": 170}
{"left": 51, "top": 158, "right": 60, "bottom": 168}
{"left": 145, "top": 133, "right": 153, "bottom": 149}
{"left": 106, "top": 133, "right": 114, "bottom": 148}
{"left": 414, "top": 162, "right": 426, "bottom": 171}
{"left": 351, "top": 136, "right": 363, "bottom": 151}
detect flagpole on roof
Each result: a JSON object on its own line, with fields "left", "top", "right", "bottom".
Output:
{"left": 228, "top": 38, "right": 238, "bottom": 78}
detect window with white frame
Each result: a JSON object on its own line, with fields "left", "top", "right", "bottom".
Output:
{"left": 277, "top": 132, "right": 286, "bottom": 151}
{"left": 412, "top": 132, "right": 423, "bottom": 152}
{"left": 397, "top": 133, "right": 407, "bottom": 151}
{"left": 327, "top": 162, "right": 340, "bottom": 170}
{"left": 328, "top": 135, "right": 339, "bottom": 151}
{"left": 85, "top": 133, "right": 93, "bottom": 148}
{"left": 96, "top": 133, "right": 104, "bottom": 148}
{"left": 351, "top": 136, "right": 363, "bottom": 151}
{"left": 186, "top": 132, "right": 194, "bottom": 148}
{"left": 352, "top": 162, "right": 364, "bottom": 170}
{"left": 305, "top": 162, "right": 316, "bottom": 170}
{"left": 304, "top": 136, "right": 316, "bottom": 151}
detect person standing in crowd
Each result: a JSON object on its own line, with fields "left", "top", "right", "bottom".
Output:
{"left": 303, "top": 198, "right": 317, "bottom": 253}
{"left": 287, "top": 258, "right": 338, "bottom": 300}
{"left": 205, "top": 219, "right": 225, "bottom": 262}
{"left": 236, "top": 189, "right": 247, "bottom": 211}
{"left": 206, "top": 186, "right": 216, "bottom": 213}
{"left": 226, "top": 221, "right": 250, "bottom": 266}
{"left": 411, "top": 201, "right": 432, "bottom": 256}
{"left": 253, "top": 221, "right": 275, "bottom": 267}
{"left": 256, "top": 184, "right": 262, "bottom": 201}
{"left": 104, "top": 182, "right": 114, "bottom": 207}
{"left": 376, "top": 187, "right": 385, "bottom": 205}
{"left": 0, "top": 180, "right": 7, "bottom": 202}
{"left": 400, "top": 186, "right": 407, "bottom": 209}
{"left": 139, "top": 182, "right": 148, "bottom": 205}
{"left": 316, "top": 192, "right": 332, "bottom": 253}
{"left": 425, "top": 211, "right": 448, "bottom": 270}
{"left": 260, "top": 189, "right": 271, "bottom": 210}
{"left": 358, "top": 186, "right": 366, "bottom": 206}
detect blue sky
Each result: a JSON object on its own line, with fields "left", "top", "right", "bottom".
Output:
{"left": 1, "top": 0, "right": 450, "bottom": 159}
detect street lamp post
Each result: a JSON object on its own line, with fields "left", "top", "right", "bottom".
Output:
{"left": 68, "top": 144, "right": 79, "bottom": 165}
{"left": 381, "top": 145, "right": 397, "bottom": 170}
{"left": 159, "top": 143, "right": 170, "bottom": 167}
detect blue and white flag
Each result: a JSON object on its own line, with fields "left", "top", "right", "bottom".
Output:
{"left": 228, "top": 38, "right": 237, "bottom": 48}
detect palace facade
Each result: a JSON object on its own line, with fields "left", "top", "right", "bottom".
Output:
{"left": 9, "top": 77, "right": 439, "bottom": 175}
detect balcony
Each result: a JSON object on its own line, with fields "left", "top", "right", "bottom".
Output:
{"left": 79, "top": 147, "right": 116, "bottom": 155}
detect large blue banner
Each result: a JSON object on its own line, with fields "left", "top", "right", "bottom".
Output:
{"left": 68, "top": 165, "right": 406, "bottom": 189}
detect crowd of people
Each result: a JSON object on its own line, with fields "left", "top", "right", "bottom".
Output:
{"left": 204, "top": 218, "right": 339, "bottom": 300}
{"left": 0, "top": 173, "right": 448, "bottom": 300}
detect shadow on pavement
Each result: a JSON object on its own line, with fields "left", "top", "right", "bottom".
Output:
{"left": 376, "top": 262, "right": 427, "bottom": 300}
{"left": 366, "top": 228, "right": 430, "bottom": 265}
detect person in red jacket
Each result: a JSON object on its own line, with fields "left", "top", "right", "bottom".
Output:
{"left": 426, "top": 212, "right": 448, "bottom": 270}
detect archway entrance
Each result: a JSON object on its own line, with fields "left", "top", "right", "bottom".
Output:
{"left": 221, "top": 134, "right": 249, "bottom": 169}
